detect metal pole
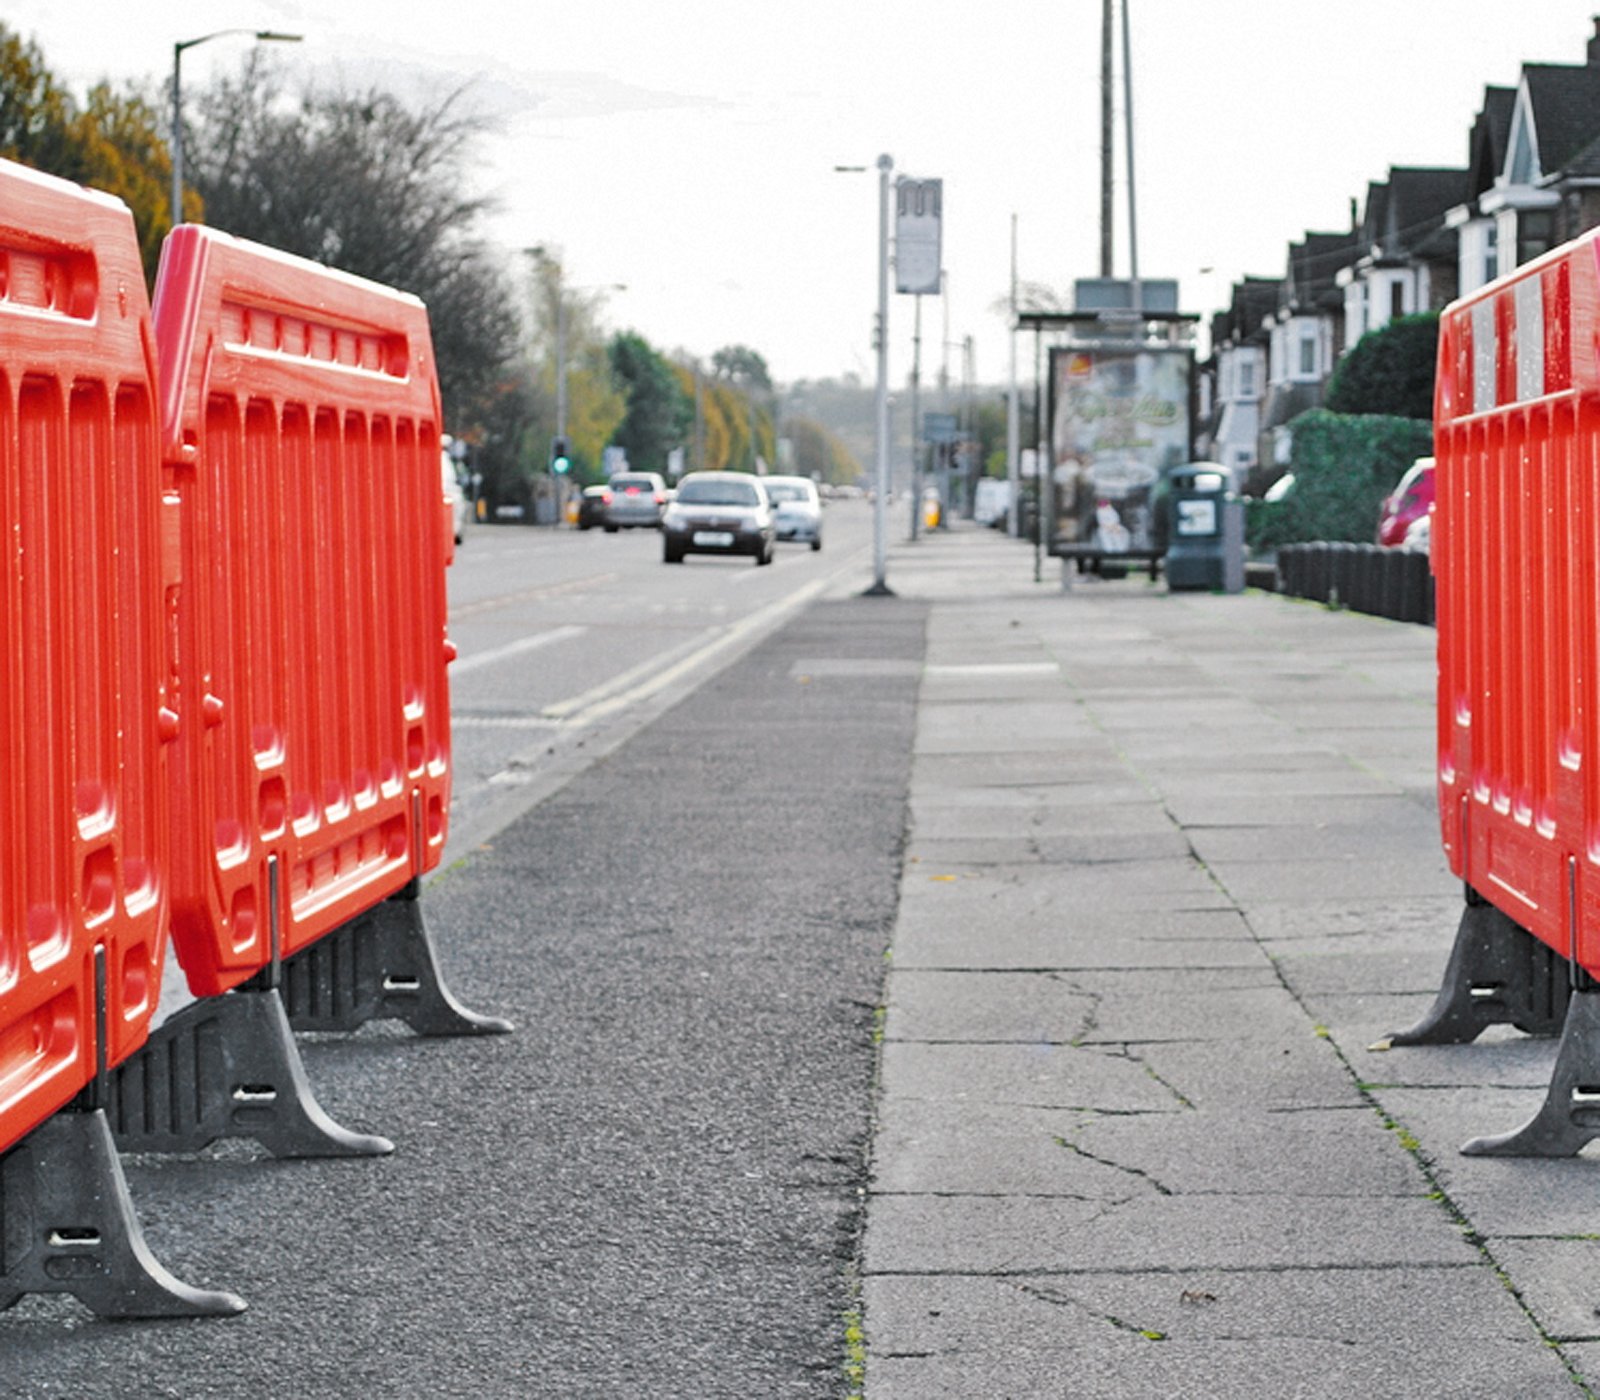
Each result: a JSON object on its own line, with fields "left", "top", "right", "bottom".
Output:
{"left": 170, "top": 43, "right": 183, "bottom": 228}
{"left": 910, "top": 292, "right": 922, "bottom": 541}
{"left": 1100, "top": 0, "right": 1114, "bottom": 278}
{"left": 1034, "top": 326, "right": 1045, "bottom": 584}
{"left": 1122, "top": 0, "right": 1141, "bottom": 315}
{"left": 868, "top": 152, "right": 894, "bottom": 595}
{"left": 1007, "top": 213, "right": 1020, "bottom": 538}
{"left": 555, "top": 289, "right": 568, "bottom": 526}
{"left": 169, "top": 31, "right": 302, "bottom": 231}
{"left": 963, "top": 334, "right": 975, "bottom": 519}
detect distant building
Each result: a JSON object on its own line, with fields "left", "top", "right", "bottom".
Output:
{"left": 1197, "top": 276, "right": 1280, "bottom": 488}
{"left": 1260, "top": 229, "right": 1357, "bottom": 468}
{"left": 1450, "top": 22, "right": 1600, "bottom": 296}
{"left": 1338, "top": 167, "right": 1464, "bottom": 345}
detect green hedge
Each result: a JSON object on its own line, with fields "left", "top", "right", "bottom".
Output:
{"left": 1247, "top": 409, "right": 1433, "bottom": 552}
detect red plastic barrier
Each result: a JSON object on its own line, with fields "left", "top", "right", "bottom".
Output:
{"left": 0, "top": 162, "right": 172, "bottom": 1153}
{"left": 1434, "top": 228, "right": 1600, "bottom": 966}
{"left": 154, "top": 226, "right": 452, "bottom": 997}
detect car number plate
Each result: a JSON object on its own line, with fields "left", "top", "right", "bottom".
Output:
{"left": 693, "top": 531, "right": 735, "bottom": 546}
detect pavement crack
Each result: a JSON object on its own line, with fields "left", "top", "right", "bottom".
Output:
{"left": 1097, "top": 1041, "right": 1196, "bottom": 1110}
{"left": 1012, "top": 1281, "right": 1167, "bottom": 1340}
{"left": 1055, "top": 1127, "right": 1174, "bottom": 1196}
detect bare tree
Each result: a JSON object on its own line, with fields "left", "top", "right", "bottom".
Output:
{"left": 184, "top": 54, "right": 519, "bottom": 430}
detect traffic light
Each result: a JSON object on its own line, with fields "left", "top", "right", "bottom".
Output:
{"left": 550, "top": 435, "right": 571, "bottom": 474}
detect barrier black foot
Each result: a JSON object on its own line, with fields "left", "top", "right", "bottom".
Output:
{"left": 1374, "top": 898, "right": 1570, "bottom": 1049}
{"left": 276, "top": 886, "right": 513, "bottom": 1037}
{"left": 105, "top": 990, "right": 393, "bottom": 1159}
{"left": 0, "top": 1110, "right": 245, "bottom": 1318}
{"left": 1462, "top": 991, "right": 1600, "bottom": 1157}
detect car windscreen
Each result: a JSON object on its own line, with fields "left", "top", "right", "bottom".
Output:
{"left": 611, "top": 477, "right": 655, "bottom": 492}
{"left": 765, "top": 483, "right": 810, "bottom": 503}
{"left": 677, "top": 479, "right": 760, "bottom": 507}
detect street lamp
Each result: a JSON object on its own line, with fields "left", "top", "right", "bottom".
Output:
{"left": 171, "top": 29, "right": 302, "bottom": 229}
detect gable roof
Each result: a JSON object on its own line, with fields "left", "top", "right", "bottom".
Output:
{"left": 1283, "top": 230, "right": 1358, "bottom": 313}
{"left": 1522, "top": 62, "right": 1600, "bottom": 177}
{"left": 1466, "top": 87, "right": 1516, "bottom": 198}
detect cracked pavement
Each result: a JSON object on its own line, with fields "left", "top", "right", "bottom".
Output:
{"left": 863, "top": 527, "right": 1594, "bottom": 1399}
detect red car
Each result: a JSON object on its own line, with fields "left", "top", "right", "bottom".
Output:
{"left": 1378, "top": 457, "right": 1434, "bottom": 548}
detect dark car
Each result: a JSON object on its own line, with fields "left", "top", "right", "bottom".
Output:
{"left": 577, "top": 484, "right": 610, "bottom": 530}
{"left": 662, "top": 472, "right": 775, "bottom": 565}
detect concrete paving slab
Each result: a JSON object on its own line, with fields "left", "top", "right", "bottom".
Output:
{"left": 1244, "top": 894, "right": 1463, "bottom": 943}
{"left": 905, "top": 830, "right": 1197, "bottom": 865}
{"left": 1069, "top": 1105, "right": 1421, "bottom": 1197}
{"left": 889, "top": 907, "right": 1260, "bottom": 971}
{"left": 1054, "top": 967, "right": 1306, "bottom": 1042}
{"left": 1492, "top": 1239, "right": 1600, "bottom": 1341}
{"left": 1159, "top": 792, "right": 1438, "bottom": 828}
{"left": 863, "top": 1193, "right": 1480, "bottom": 1274}
{"left": 907, "top": 797, "right": 1177, "bottom": 838}
{"left": 868, "top": 1098, "right": 1172, "bottom": 1198}
{"left": 863, "top": 1263, "right": 1534, "bottom": 1353}
{"left": 1188, "top": 821, "right": 1445, "bottom": 864}
{"left": 883, "top": 969, "right": 1099, "bottom": 1043}
{"left": 1129, "top": 1037, "right": 1366, "bottom": 1112}
{"left": 865, "top": 1331, "right": 1577, "bottom": 1399}
{"left": 1210, "top": 856, "right": 1458, "bottom": 903}
{"left": 912, "top": 751, "right": 1138, "bottom": 788}
{"left": 895, "top": 859, "right": 1229, "bottom": 910}
{"left": 877, "top": 1040, "right": 1190, "bottom": 1113}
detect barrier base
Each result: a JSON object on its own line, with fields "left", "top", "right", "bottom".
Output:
{"left": 1376, "top": 899, "right": 1570, "bottom": 1048}
{"left": 0, "top": 1110, "right": 245, "bottom": 1318}
{"left": 272, "top": 886, "right": 513, "bottom": 1037}
{"left": 105, "top": 990, "right": 393, "bottom": 1159}
{"left": 1462, "top": 990, "right": 1600, "bottom": 1157}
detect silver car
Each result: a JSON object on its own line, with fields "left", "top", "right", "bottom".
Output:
{"left": 762, "top": 475, "right": 822, "bottom": 550}
{"left": 603, "top": 472, "right": 668, "bottom": 530}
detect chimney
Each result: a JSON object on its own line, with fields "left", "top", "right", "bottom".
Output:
{"left": 1590, "top": 15, "right": 1600, "bottom": 66}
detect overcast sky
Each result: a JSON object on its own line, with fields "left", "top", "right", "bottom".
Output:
{"left": 12, "top": 2, "right": 1596, "bottom": 389}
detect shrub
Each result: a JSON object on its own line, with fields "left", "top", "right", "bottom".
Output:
{"left": 1246, "top": 409, "right": 1432, "bottom": 551}
{"left": 1325, "top": 313, "right": 1439, "bottom": 419}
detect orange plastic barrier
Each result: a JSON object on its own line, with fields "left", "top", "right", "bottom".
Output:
{"left": 153, "top": 226, "right": 453, "bottom": 997}
{"left": 1433, "top": 229, "right": 1600, "bottom": 965}
{"left": 0, "top": 163, "right": 172, "bottom": 1153}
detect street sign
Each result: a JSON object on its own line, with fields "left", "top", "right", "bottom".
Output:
{"left": 923, "top": 412, "right": 958, "bottom": 444}
{"left": 895, "top": 177, "right": 942, "bottom": 295}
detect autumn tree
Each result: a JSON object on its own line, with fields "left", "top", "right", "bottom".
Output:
{"left": 0, "top": 26, "right": 180, "bottom": 279}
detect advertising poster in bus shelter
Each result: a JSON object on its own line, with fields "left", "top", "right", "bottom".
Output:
{"left": 1047, "top": 346, "right": 1193, "bottom": 556}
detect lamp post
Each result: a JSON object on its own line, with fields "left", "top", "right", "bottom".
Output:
{"left": 868, "top": 153, "right": 894, "bottom": 595}
{"left": 171, "top": 29, "right": 302, "bottom": 229}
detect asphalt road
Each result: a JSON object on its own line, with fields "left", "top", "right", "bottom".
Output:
{"left": 2, "top": 502, "right": 925, "bottom": 1399}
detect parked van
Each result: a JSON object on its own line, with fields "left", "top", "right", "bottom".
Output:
{"left": 974, "top": 478, "right": 1013, "bottom": 526}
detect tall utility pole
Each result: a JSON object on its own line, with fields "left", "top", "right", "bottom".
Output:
{"left": 1100, "top": 0, "right": 1114, "bottom": 278}
{"left": 1122, "top": 0, "right": 1140, "bottom": 311}
{"left": 909, "top": 293, "right": 923, "bottom": 541}
{"left": 1006, "top": 213, "right": 1020, "bottom": 538}
{"left": 867, "top": 152, "right": 894, "bottom": 596}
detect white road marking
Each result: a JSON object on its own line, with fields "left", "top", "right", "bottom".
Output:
{"left": 452, "top": 624, "right": 588, "bottom": 676}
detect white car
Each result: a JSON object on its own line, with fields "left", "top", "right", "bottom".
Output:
{"left": 762, "top": 475, "right": 822, "bottom": 550}
{"left": 442, "top": 450, "right": 469, "bottom": 544}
